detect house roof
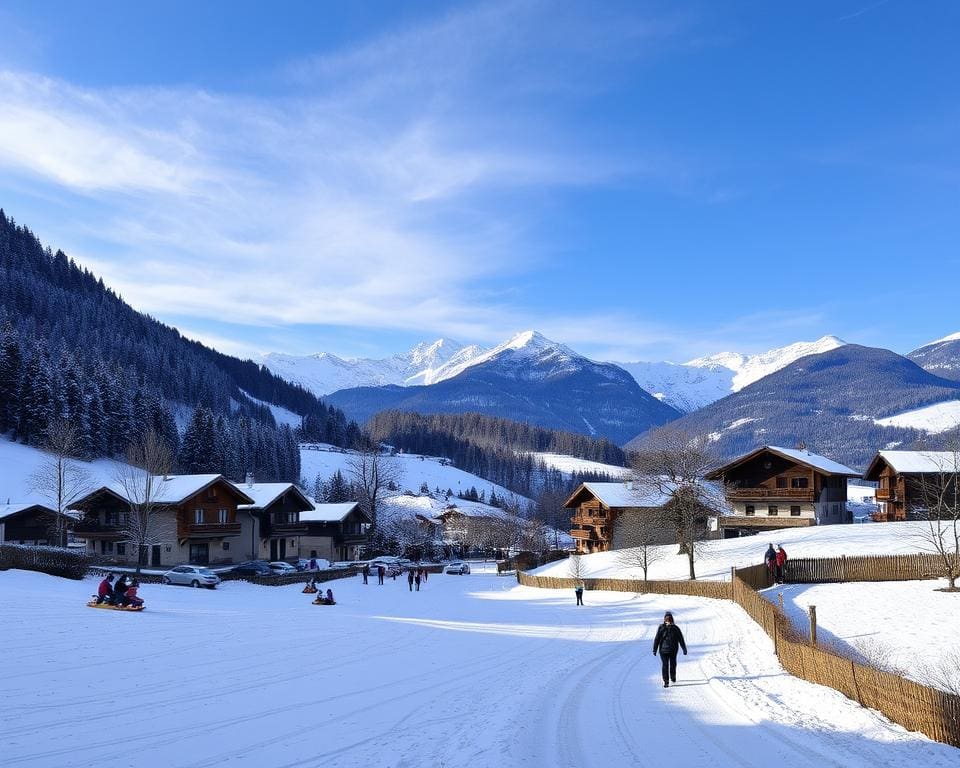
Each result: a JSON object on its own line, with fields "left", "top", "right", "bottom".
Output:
{"left": 706, "top": 446, "right": 860, "bottom": 480}
{"left": 79, "top": 474, "right": 255, "bottom": 507}
{"left": 0, "top": 502, "right": 57, "bottom": 521}
{"left": 864, "top": 450, "right": 960, "bottom": 479}
{"left": 564, "top": 480, "right": 732, "bottom": 514}
{"left": 300, "top": 502, "right": 365, "bottom": 523}
{"left": 236, "top": 483, "right": 312, "bottom": 511}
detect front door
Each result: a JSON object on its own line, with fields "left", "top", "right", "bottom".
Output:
{"left": 279, "top": 538, "right": 286, "bottom": 560}
{"left": 189, "top": 543, "right": 209, "bottom": 564}
{"left": 270, "top": 539, "right": 278, "bottom": 561}
{"left": 151, "top": 545, "right": 162, "bottom": 567}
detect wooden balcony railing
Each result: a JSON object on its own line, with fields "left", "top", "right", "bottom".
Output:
{"left": 875, "top": 488, "right": 896, "bottom": 501}
{"left": 270, "top": 522, "right": 309, "bottom": 536}
{"left": 177, "top": 522, "right": 242, "bottom": 539}
{"left": 72, "top": 519, "right": 123, "bottom": 539}
{"left": 727, "top": 488, "right": 815, "bottom": 501}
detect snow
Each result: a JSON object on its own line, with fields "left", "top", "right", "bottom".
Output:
{"left": 529, "top": 452, "right": 629, "bottom": 478}
{"left": 238, "top": 390, "right": 302, "bottom": 429}
{"left": 2, "top": 564, "right": 956, "bottom": 767}
{"left": 534, "top": 520, "right": 952, "bottom": 581}
{"left": 870, "top": 450, "right": 960, "bottom": 474}
{"left": 300, "top": 444, "right": 530, "bottom": 507}
{"left": 301, "top": 502, "right": 360, "bottom": 522}
{"left": 235, "top": 482, "right": 302, "bottom": 510}
{"left": 764, "top": 446, "right": 861, "bottom": 476}
{"left": 768, "top": 580, "right": 960, "bottom": 692}
{"left": 874, "top": 400, "right": 960, "bottom": 434}
{"left": 924, "top": 331, "right": 960, "bottom": 346}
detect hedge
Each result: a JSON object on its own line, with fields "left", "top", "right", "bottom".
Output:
{"left": 0, "top": 544, "right": 91, "bottom": 580}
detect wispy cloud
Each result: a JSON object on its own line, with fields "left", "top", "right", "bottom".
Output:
{"left": 0, "top": 0, "right": 698, "bottom": 358}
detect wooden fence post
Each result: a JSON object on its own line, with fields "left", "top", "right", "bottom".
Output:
{"left": 778, "top": 592, "right": 784, "bottom": 613}
{"left": 808, "top": 605, "right": 817, "bottom": 646}
{"left": 730, "top": 566, "right": 736, "bottom": 600}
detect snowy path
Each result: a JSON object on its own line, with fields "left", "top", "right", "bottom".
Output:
{"left": 0, "top": 569, "right": 956, "bottom": 768}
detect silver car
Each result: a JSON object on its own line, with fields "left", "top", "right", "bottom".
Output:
{"left": 444, "top": 561, "right": 471, "bottom": 575}
{"left": 162, "top": 565, "right": 221, "bottom": 589}
{"left": 269, "top": 561, "right": 298, "bottom": 575}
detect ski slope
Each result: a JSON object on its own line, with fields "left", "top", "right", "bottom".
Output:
{"left": 0, "top": 568, "right": 955, "bottom": 768}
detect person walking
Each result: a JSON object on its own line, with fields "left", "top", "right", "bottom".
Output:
{"left": 414, "top": 571, "right": 421, "bottom": 591}
{"left": 764, "top": 543, "right": 777, "bottom": 583}
{"left": 775, "top": 544, "right": 788, "bottom": 584}
{"left": 652, "top": 611, "right": 687, "bottom": 688}
{"left": 407, "top": 569, "right": 415, "bottom": 592}
{"left": 377, "top": 565, "right": 385, "bottom": 585}
{"left": 574, "top": 582, "right": 584, "bottom": 606}
{"left": 362, "top": 564, "right": 369, "bottom": 585}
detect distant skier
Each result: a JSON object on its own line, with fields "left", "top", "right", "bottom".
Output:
{"left": 775, "top": 545, "right": 788, "bottom": 584}
{"left": 764, "top": 544, "right": 777, "bottom": 582}
{"left": 652, "top": 611, "right": 687, "bottom": 688}
{"left": 574, "top": 582, "right": 584, "bottom": 606}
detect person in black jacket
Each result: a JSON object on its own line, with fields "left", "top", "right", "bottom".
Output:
{"left": 652, "top": 611, "right": 687, "bottom": 687}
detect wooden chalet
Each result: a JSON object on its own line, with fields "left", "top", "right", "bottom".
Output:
{"left": 564, "top": 482, "right": 677, "bottom": 554}
{"left": 235, "top": 477, "right": 312, "bottom": 562}
{"left": 73, "top": 475, "right": 254, "bottom": 567}
{"left": 864, "top": 450, "right": 960, "bottom": 522}
{"left": 0, "top": 502, "right": 63, "bottom": 545}
{"left": 706, "top": 446, "right": 860, "bottom": 537}
{"left": 299, "top": 502, "right": 371, "bottom": 563}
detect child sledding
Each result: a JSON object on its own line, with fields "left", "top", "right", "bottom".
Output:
{"left": 87, "top": 573, "right": 146, "bottom": 611}
{"left": 312, "top": 588, "right": 336, "bottom": 605}
{"left": 302, "top": 578, "right": 319, "bottom": 594}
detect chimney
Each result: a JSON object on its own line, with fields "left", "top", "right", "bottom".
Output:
{"left": 245, "top": 472, "right": 254, "bottom": 488}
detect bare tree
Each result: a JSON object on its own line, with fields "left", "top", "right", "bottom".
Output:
{"left": 568, "top": 553, "right": 588, "bottom": 585}
{"left": 115, "top": 430, "right": 175, "bottom": 575}
{"left": 631, "top": 426, "right": 719, "bottom": 580}
{"left": 347, "top": 448, "right": 401, "bottom": 526}
{"left": 614, "top": 512, "right": 664, "bottom": 582}
{"left": 912, "top": 447, "right": 960, "bottom": 590}
{"left": 922, "top": 647, "right": 960, "bottom": 696}
{"left": 29, "top": 419, "right": 91, "bottom": 547}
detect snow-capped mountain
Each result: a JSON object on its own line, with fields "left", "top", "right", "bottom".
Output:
{"left": 325, "top": 330, "right": 679, "bottom": 444}
{"left": 616, "top": 336, "right": 847, "bottom": 412}
{"left": 263, "top": 338, "right": 484, "bottom": 396}
{"left": 907, "top": 331, "right": 960, "bottom": 382}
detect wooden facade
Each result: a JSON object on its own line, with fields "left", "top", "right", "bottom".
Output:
{"left": 863, "top": 451, "right": 960, "bottom": 522}
{"left": 74, "top": 476, "right": 254, "bottom": 567}
{"left": 300, "top": 503, "right": 371, "bottom": 563}
{"left": 0, "top": 503, "right": 61, "bottom": 545}
{"left": 707, "top": 446, "right": 859, "bottom": 537}
{"left": 237, "top": 484, "right": 312, "bottom": 562}
{"left": 564, "top": 483, "right": 676, "bottom": 554}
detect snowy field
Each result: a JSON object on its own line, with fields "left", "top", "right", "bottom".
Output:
{"left": 529, "top": 452, "right": 629, "bottom": 478}
{"left": 1, "top": 568, "right": 958, "bottom": 767}
{"left": 766, "top": 580, "right": 960, "bottom": 691}
{"left": 534, "top": 520, "right": 940, "bottom": 581}
{"left": 300, "top": 444, "right": 529, "bottom": 504}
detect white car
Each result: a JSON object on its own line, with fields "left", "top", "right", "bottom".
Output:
{"left": 444, "top": 561, "right": 471, "bottom": 575}
{"left": 268, "top": 561, "right": 298, "bottom": 575}
{"left": 162, "top": 565, "right": 221, "bottom": 589}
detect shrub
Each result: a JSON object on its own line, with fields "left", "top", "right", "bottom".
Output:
{"left": 0, "top": 544, "right": 91, "bottom": 580}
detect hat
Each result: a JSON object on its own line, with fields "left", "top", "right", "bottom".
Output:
{"left": 664, "top": 611, "right": 674, "bottom": 621}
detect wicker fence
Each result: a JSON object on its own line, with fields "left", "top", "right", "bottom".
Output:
{"left": 517, "top": 557, "right": 960, "bottom": 748}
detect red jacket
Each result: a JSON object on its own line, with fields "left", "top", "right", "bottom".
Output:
{"left": 97, "top": 579, "right": 113, "bottom": 598}
{"left": 775, "top": 548, "right": 787, "bottom": 566}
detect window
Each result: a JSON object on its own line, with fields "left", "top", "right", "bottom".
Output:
{"left": 790, "top": 506, "right": 801, "bottom": 516}
{"left": 206, "top": 489, "right": 218, "bottom": 501}
{"left": 195, "top": 509, "right": 204, "bottom": 524}
{"left": 776, "top": 477, "right": 787, "bottom": 489}
{"left": 768, "top": 505, "right": 778, "bottom": 516}
{"left": 222, "top": 541, "right": 230, "bottom": 550}
{"left": 833, "top": 504, "right": 840, "bottom": 516}
{"left": 218, "top": 508, "right": 228, "bottom": 523}
{"left": 745, "top": 505, "right": 755, "bottom": 516}
{"left": 791, "top": 477, "right": 809, "bottom": 489}
{"left": 116, "top": 543, "right": 126, "bottom": 555}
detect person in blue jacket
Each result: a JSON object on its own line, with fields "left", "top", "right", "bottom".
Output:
{"left": 652, "top": 611, "right": 688, "bottom": 687}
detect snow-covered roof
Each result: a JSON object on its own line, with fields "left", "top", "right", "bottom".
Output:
{"left": 869, "top": 450, "right": 960, "bottom": 476}
{"left": 0, "top": 502, "right": 56, "bottom": 520}
{"left": 565, "top": 480, "right": 733, "bottom": 515}
{"left": 300, "top": 502, "right": 361, "bottom": 523}
{"left": 236, "top": 483, "right": 307, "bottom": 510}
{"left": 89, "top": 475, "right": 254, "bottom": 506}
{"left": 709, "top": 446, "right": 860, "bottom": 478}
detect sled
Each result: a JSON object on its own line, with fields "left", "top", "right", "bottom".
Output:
{"left": 302, "top": 586, "right": 318, "bottom": 594}
{"left": 87, "top": 598, "right": 145, "bottom": 612}
{"left": 311, "top": 598, "right": 336, "bottom": 605}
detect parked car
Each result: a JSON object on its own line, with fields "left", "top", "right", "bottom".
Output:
{"left": 444, "top": 561, "right": 471, "bottom": 575}
{"left": 268, "top": 561, "right": 298, "bottom": 575}
{"left": 297, "top": 558, "right": 331, "bottom": 571}
{"left": 162, "top": 565, "right": 221, "bottom": 589}
{"left": 230, "top": 560, "right": 274, "bottom": 578}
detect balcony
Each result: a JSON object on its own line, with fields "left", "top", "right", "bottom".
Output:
{"left": 177, "top": 522, "right": 242, "bottom": 539}
{"left": 875, "top": 488, "right": 897, "bottom": 501}
{"left": 570, "top": 529, "right": 594, "bottom": 540}
{"left": 270, "top": 522, "right": 309, "bottom": 536}
{"left": 727, "top": 488, "right": 815, "bottom": 502}
{"left": 71, "top": 519, "right": 123, "bottom": 539}
{"left": 719, "top": 516, "right": 814, "bottom": 529}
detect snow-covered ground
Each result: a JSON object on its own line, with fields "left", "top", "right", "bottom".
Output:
{"left": 534, "top": 520, "right": 943, "bottom": 581}
{"left": 874, "top": 399, "right": 960, "bottom": 434}
{"left": 2, "top": 568, "right": 956, "bottom": 767}
{"left": 766, "top": 580, "right": 960, "bottom": 692}
{"left": 300, "top": 443, "right": 530, "bottom": 506}
{"left": 529, "top": 452, "right": 629, "bottom": 478}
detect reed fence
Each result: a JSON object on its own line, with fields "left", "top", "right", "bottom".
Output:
{"left": 517, "top": 555, "right": 960, "bottom": 748}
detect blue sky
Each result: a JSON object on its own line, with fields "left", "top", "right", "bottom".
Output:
{"left": 1, "top": 0, "right": 958, "bottom": 363}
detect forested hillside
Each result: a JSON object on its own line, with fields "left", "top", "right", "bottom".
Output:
{"left": 367, "top": 410, "right": 624, "bottom": 500}
{"left": 0, "top": 210, "right": 363, "bottom": 481}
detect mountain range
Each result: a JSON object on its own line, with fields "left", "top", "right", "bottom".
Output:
{"left": 323, "top": 331, "right": 680, "bottom": 445}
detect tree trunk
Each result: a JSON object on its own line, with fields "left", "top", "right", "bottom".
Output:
{"left": 687, "top": 543, "right": 696, "bottom": 580}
